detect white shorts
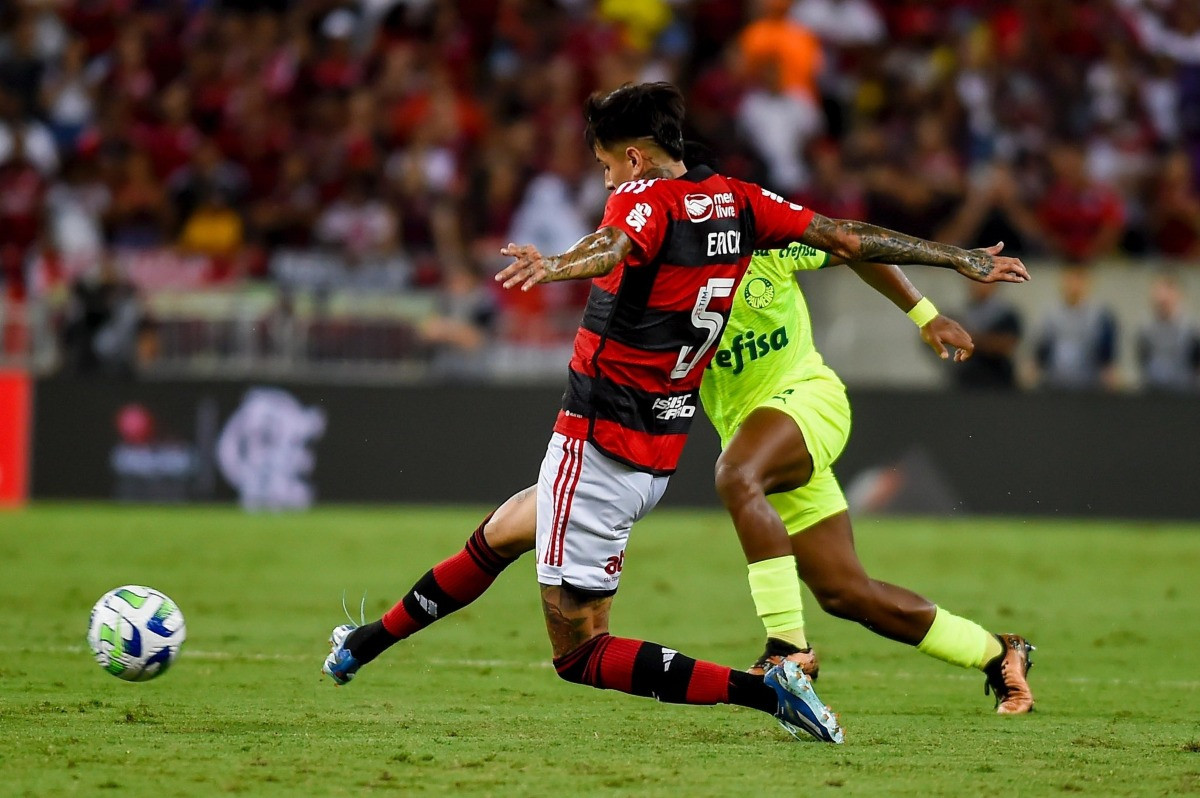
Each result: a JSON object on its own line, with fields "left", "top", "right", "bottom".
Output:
{"left": 535, "top": 432, "right": 670, "bottom": 596}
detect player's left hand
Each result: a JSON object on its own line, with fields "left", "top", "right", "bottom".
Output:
{"left": 970, "top": 241, "right": 1029, "bottom": 283}
{"left": 498, "top": 243, "right": 550, "bottom": 291}
{"left": 921, "top": 315, "right": 974, "bottom": 362}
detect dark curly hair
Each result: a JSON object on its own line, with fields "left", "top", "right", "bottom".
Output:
{"left": 583, "top": 82, "right": 686, "bottom": 162}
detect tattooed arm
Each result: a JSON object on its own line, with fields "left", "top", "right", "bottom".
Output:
{"left": 803, "top": 214, "right": 1030, "bottom": 283}
{"left": 497, "top": 228, "right": 632, "bottom": 292}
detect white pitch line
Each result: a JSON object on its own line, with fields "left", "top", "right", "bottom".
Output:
{"left": 24, "top": 646, "right": 1200, "bottom": 689}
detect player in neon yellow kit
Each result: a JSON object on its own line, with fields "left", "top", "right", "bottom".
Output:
{"left": 704, "top": 242, "right": 1035, "bottom": 715}
{"left": 325, "top": 240, "right": 1035, "bottom": 716}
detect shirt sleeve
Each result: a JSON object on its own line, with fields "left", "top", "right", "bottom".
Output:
{"left": 735, "top": 179, "right": 817, "bottom": 250}
{"left": 598, "top": 179, "right": 671, "bottom": 266}
{"left": 758, "top": 241, "right": 830, "bottom": 272}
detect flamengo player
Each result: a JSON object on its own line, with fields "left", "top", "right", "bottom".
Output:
{"left": 324, "top": 83, "right": 1027, "bottom": 740}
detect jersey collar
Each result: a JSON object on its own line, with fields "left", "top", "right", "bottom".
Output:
{"left": 679, "top": 165, "right": 716, "bottom": 183}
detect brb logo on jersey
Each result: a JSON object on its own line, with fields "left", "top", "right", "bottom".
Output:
{"left": 625, "top": 202, "right": 652, "bottom": 232}
{"left": 652, "top": 394, "right": 696, "bottom": 421}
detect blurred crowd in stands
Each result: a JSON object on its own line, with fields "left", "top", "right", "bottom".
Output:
{"left": 1, "top": 0, "right": 1199, "bottom": 389}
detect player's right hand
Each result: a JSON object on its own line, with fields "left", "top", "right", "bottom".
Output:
{"left": 498, "top": 243, "right": 550, "bottom": 291}
{"left": 972, "top": 241, "right": 1029, "bottom": 283}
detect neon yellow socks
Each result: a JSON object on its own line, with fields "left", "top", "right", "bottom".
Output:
{"left": 747, "top": 556, "right": 807, "bottom": 650}
{"left": 917, "top": 606, "right": 1003, "bottom": 669}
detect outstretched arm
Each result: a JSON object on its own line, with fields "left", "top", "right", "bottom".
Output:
{"left": 843, "top": 259, "right": 975, "bottom": 362}
{"left": 803, "top": 214, "right": 1030, "bottom": 283}
{"left": 497, "top": 227, "right": 632, "bottom": 292}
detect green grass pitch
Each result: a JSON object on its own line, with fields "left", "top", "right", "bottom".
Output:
{"left": 2, "top": 505, "right": 1198, "bottom": 797}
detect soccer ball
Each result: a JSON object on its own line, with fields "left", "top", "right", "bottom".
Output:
{"left": 87, "top": 585, "right": 186, "bottom": 682}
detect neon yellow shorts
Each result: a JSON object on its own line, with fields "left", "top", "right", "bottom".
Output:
{"left": 717, "top": 371, "right": 851, "bottom": 534}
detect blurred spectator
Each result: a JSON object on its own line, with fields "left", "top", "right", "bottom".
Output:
{"left": 45, "top": 155, "right": 110, "bottom": 258}
{"left": 1036, "top": 144, "right": 1126, "bottom": 263}
{"left": 0, "top": 11, "right": 45, "bottom": 116}
{"left": 952, "top": 281, "right": 1023, "bottom": 391}
{"left": 597, "top": 0, "right": 673, "bottom": 52}
{"left": 168, "top": 138, "right": 247, "bottom": 229}
{"left": 61, "top": 257, "right": 143, "bottom": 377}
{"left": 107, "top": 152, "right": 171, "bottom": 248}
{"left": 0, "top": 129, "right": 46, "bottom": 293}
{"left": 689, "top": 43, "right": 747, "bottom": 154}
{"left": 790, "top": 0, "right": 885, "bottom": 49}
{"left": 0, "top": 87, "right": 58, "bottom": 174}
{"left": 315, "top": 175, "right": 397, "bottom": 259}
{"left": 507, "top": 170, "right": 591, "bottom": 259}
{"left": 1035, "top": 266, "right": 1120, "bottom": 392}
{"left": 98, "top": 28, "right": 155, "bottom": 116}
{"left": 251, "top": 152, "right": 319, "bottom": 248}
{"left": 739, "top": 0, "right": 823, "bottom": 102}
{"left": 40, "top": 37, "right": 99, "bottom": 154}
{"left": 790, "top": 140, "right": 866, "bottom": 220}
{"left": 738, "top": 58, "right": 822, "bottom": 192}
{"left": 178, "top": 189, "right": 244, "bottom": 257}
{"left": 940, "top": 162, "right": 1044, "bottom": 254}
{"left": 859, "top": 130, "right": 960, "bottom": 243}
{"left": 137, "top": 82, "right": 201, "bottom": 183}
{"left": 420, "top": 265, "right": 498, "bottom": 379}
{"left": 1148, "top": 150, "right": 1200, "bottom": 258}
{"left": 737, "top": 0, "right": 823, "bottom": 191}
{"left": 1137, "top": 272, "right": 1200, "bottom": 393}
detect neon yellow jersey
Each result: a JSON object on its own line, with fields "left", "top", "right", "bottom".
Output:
{"left": 699, "top": 242, "right": 844, "bottom": 436}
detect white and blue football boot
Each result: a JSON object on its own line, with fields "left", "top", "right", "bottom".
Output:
{"left": 764, "top": 659, "right": 844, "bottom": 743}
{"left": 322, "top": 624, "right": 362, "bottom": 685}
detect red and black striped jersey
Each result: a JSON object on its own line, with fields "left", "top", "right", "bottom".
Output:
{"left": 553, "top": 165, "right": 818, "bottom": 474}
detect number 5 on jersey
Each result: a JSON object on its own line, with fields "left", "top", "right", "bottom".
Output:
{"left": 671, "top": 277, "right": 737, "bottom": 379}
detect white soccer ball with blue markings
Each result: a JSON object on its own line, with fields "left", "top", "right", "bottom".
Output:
{"left": 87, "top": 585, "right": 186, "bottom": 682}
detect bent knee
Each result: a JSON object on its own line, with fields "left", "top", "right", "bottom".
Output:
{"left": 483, "top": 493, "right": 537, "bottom": 558}
{"left": 713, "top": 459, "right": 763, "bottom": 506}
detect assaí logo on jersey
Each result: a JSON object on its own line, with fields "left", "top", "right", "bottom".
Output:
{"left": 652, "top": 394, "right": 696, "bottom": 421}
{"left": 709, "top": 327, "right": 790, "bottom": 375}
{"left": 684, "top": 192, "right": 736, "bottom": 223}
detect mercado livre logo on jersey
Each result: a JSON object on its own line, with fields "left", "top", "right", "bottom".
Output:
{"left": 685, "top": 192, "right": 736, "bottom": 223}
{"left": 708, "top": 327, "right": 790, "bottom": 375}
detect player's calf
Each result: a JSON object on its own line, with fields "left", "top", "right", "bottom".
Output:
{"left": 551, "top": 631, "right": 842, "bottom": 742}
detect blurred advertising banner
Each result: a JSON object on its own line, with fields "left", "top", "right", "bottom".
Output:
{"left": 30, "top": 378, "right": 565, "bottom": 511}
{"left": 0, "top": 371, "right": 31, "bottom": 507}
{"left": 38, "top": 381, "right": 328, "bottom": 511}
{"left": 29, "top": 378, "right": 1200, "bottom": 519}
